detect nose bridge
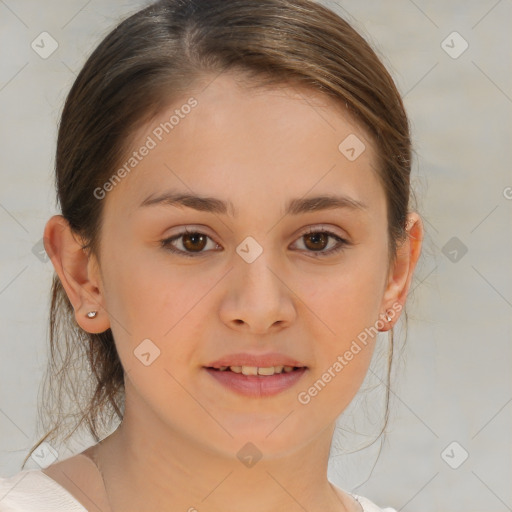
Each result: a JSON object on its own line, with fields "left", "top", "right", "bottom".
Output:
{"left": 221, "top": 235, "right": 296, "bottom": 331}
{"left": 235, "top": 237, "right": 282, "bottom": 298}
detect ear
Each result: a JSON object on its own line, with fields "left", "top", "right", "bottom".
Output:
{"left": 43, "top": 215, "right": 110, "bottom": 334}
{"left": 378, "top": 211, "right": 423, "bottom": 331}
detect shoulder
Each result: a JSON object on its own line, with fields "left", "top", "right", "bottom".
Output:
{"left": 351, "top": 493, "right": 398, "bottom": 512}
{"left": 41, "top": 447, "right": 109, "bottom": 511}
{"left": 0, "top": 469, "right": 87, "bottom": 511}
{"left": 331, "top": 481, "right": 397, "bottom": 512}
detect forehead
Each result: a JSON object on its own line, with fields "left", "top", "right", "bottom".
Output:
{"left": 104, "top": 72, "right": 383, "bottom": 217}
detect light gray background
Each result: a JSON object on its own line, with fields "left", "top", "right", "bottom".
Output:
{"left": 1, "top": 1, "right": 511, "bottom": 511}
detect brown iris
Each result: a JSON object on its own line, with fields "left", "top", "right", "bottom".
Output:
{"left": 303, "top": 232, "right": 329, "bottom": 251}
{"left": 182, "top": 232, "right": 208, "bottom": 252}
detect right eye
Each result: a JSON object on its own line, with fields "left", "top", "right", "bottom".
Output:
{"left": 161, "top": 228, "right": 220, "bottom": 257}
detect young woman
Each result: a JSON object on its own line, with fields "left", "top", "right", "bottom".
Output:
{"left": 0, "top": 1, "right": 422, "bottom": 511}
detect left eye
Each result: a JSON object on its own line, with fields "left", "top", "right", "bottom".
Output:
{"left": 292, "top": 227, "right": 348, "bottom": 257}
{"left": 161, "top": 227, "right": 349, "bottom": 258}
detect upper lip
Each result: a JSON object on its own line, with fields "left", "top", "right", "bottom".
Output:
{"left": 205, "top": 352, "right": 307, "bottom": 368}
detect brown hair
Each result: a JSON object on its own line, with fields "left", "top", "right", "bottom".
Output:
{"left": 23, "top": 0, "right": 416, "bottom": 469}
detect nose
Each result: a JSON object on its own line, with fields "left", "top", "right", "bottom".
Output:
{"left": 219, "top": 251, "right": 296, "bottom": 335}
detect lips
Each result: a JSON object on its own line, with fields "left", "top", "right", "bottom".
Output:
{"left": 204, "top": 365, "right": 308, "bottom": 397}
{"left": 205, "top": 352, "right": 307, "bottom": 369}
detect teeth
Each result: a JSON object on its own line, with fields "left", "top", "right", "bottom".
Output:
{"left": 257, "top": 366, "right": 276, "bottom": 376}
{"left": 242, "top": 366, "right": 259, "bottom": 376}
{"left": 216, "top": 365, "right": 298, "bottom": 375}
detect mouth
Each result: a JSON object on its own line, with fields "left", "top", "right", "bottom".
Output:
{"left": 202, "top": 365, "right": 308, "bottom": 397}
{"left": 204, "top": 365, "right": 307, "bottom": 375}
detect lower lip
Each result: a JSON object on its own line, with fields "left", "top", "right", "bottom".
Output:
{"left": 204, "top": 367, "right": 308, "bottom": 397}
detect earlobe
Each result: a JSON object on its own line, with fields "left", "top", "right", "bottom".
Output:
{"left": 43, "top": 215, "right": 110, "bottom": 334}
{"left": 378, "top": 212, "right": 423, "bottom": 331}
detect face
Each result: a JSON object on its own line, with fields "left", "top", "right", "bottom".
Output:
{"left": 69, "top": 72, "right": 406, "bottom": 457}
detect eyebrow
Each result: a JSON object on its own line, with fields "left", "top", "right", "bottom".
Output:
{"left": 139, "top": 191, "right": 368, "bottom": 217}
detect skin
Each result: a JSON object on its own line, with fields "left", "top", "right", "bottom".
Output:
{"left": 43, "top": 71, "right": 423, "bottom": 512}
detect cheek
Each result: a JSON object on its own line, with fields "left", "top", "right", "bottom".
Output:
{"left": 100, "top": 255, "right": 202, "bottom": 407}
{"left": 100, "top": 244, "right": 219, "bottom": 370}
{"left": 100, "top": 240, "right": 191, "bottom": 334}
{"left": 295, "top": 248, "right": 387, "bottom": 397}
{"left": 299, "top": 252, "right": 387, "bottom": 338}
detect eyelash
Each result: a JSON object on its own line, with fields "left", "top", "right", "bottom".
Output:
{"left": 160, "top": 226, "right": 349, "bottom": 258}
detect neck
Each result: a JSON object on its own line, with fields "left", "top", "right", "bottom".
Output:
{"left": 91, "top": 381, "right": 356, "bottom": 512}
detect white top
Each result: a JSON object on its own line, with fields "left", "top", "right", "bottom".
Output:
{"left": 0, "top": 469, "right": 397, "bottom": 512}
